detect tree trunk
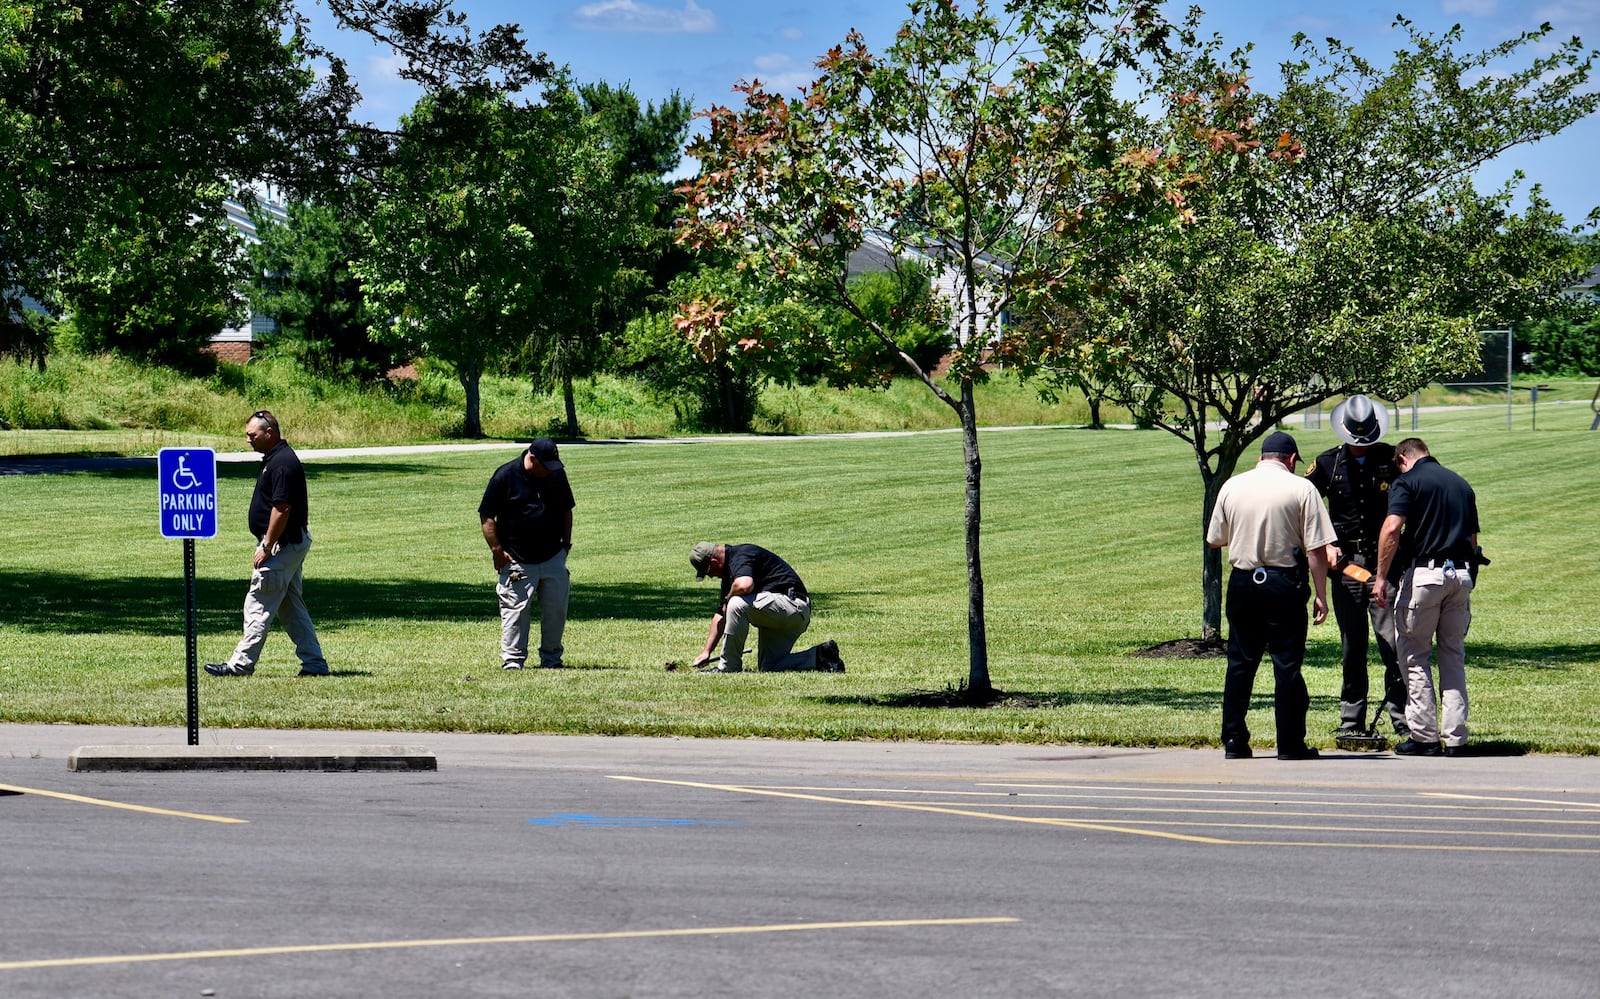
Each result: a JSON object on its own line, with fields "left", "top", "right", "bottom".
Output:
{"left": 460, "top": 361, "right": 483, "bottom": 439}
{"left": 1074, "top": 375, "right": 1104, "bottom": 429}
{"left": 959, "top": 377, "right": 991, "bottom": 696}
{"left": 1198, "top": 451, "right": 1240, "bottom": 641}
{"left": 562, "top": 364, "right": 581, "bottom": 438}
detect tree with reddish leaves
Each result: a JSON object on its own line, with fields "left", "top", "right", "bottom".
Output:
{"left": 677, "top": 0, "right": 1200, "bottom": 697}
{"left": 1044, "top": 18, "right": 1599, "bottom": 641}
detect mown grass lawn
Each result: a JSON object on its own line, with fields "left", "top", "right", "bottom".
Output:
{"left": 1, "top": 419, "right": 1596, "bottom": 753}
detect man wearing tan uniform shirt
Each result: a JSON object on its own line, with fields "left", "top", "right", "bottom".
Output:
{"left": 1206, "top": 431, "right": 1336, "bottom": 760}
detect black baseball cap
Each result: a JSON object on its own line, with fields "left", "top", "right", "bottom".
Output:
{"left": 526, "top": 438, "right": 563, "bottom": 471}
{"left": 1261, "top": 431, "right": 1299, "bottom": 457}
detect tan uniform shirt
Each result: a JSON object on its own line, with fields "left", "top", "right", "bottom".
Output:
{"left": 1207, "top": 460, "right": 1336, "bottom": 569}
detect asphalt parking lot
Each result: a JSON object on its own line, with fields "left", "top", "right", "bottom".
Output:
{"left": 5, "top": 725, "right": 1599, "bottom": 998}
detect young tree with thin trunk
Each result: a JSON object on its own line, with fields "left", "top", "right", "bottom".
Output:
{"left": 678, "top": 0, "right": 1193, "bottom": 696}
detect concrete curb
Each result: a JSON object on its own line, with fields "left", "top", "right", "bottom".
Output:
{"left": 67, "top": 744, "right": 437, "bottom": 772}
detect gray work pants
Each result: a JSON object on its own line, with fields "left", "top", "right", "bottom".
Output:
{"left": 498, "top": 549, "right": 569, "bottom": 668}
{"left": 227, "top": 532, "right": 327, "bottom": 672}
{"left": 722, "top": 591, "right": 817, "bottom": 671}
{"left": 1394, "top": 565, "right": 1473, "bottom": 746}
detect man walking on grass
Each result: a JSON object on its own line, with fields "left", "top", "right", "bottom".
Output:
{"left": 206, "top": 409, "right": 329, "bottom": 678}
{"left": 1206, "top": 431, "right": 1335, "bottom": 760}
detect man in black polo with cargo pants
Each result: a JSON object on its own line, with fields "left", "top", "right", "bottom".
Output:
{"left": 206, "top": 409, "right": 329, "bottom": 677}
{"left": 688, "top": 542, "right": 844, "bottom": 674}
{"left": 1374, "top": 438, "right": 1480, "bottom": 756}
{"left": 480, "top": 438, "right": 575, "bottom": 670}
{"left": 1206, "top": 431, "right": 1336, "bottom": 760}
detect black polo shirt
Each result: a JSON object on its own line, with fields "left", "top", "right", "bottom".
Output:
{"left": 1388, "top": 455, "right": 1479, "bottom": 564}
{"left": 248, "top": 441, "right": 309, "bottom": 543}
{"left": 1306, "top": 442, "right": 1396, "bottom": 552}
{"left": 720, "top": 544, "right": 808, "bottom": 604}
{"left": 478, "top": 457, "right": 576, "bottom": 565}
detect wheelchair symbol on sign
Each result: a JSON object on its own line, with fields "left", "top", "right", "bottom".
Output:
{"left": 171, "top": 455, "right": 202, "bottom": 490}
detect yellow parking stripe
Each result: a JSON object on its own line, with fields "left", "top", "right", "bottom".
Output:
{"left": 1423, "top": 792, "right": 1600, "bottom": 809}
{"left": 611, "top": 777, "right": 1600, "bottom": 854}
{"left": 0, "top": 783, "right": 247, "bottom": 824}
{"left": 0, "top": 917, "right": 1018, "bottom": 972}
{"left": 608, "top": 775, "right": 1233, "bottom": 844}
{"left": 743, "top": 784, "right": 1600, "bottom": 816}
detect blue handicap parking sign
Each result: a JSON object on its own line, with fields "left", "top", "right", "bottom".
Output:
{"left": 157, "top": 448, "right": 218, "bottom": 538}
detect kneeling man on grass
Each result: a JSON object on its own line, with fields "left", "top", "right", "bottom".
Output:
{"left": 688, "top": 542, "right": 844, "bottom": 674}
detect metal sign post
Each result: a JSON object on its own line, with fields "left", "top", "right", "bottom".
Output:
{"left": 157, "top": 448, "right": 218, "bottom": 746}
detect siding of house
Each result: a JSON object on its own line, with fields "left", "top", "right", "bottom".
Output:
{"left": 210, "top": 191, "right": 288, "bottom": 362}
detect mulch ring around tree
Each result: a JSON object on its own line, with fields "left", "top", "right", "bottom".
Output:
{"left": 880, "top": 686, "right": 1050, "bottom": 709}
{"left": 1130, "top": 637, "right": 1227, "bottom": 659}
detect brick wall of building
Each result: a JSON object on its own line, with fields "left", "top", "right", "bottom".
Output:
{"left": 205, "top": 340, "right": 252, "bottom": 364}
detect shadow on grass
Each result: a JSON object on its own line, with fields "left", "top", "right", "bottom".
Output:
{"left": 809, "top": 686, "right": 1348, "bottom": 712}
{"left": 0, "top": 573, "right": 709, "bottom": 634}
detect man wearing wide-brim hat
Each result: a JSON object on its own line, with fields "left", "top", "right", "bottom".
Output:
{"left": 1305, "top": 395, "right": 1408, "bottom": 740}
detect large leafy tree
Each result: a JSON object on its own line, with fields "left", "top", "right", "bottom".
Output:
{"left": 1047, "top": 19, "right": 1600, "bottom": 641}
{"left": 0, "top": 0, "right": 356, "bottom": 353}
{"left": 517, "top": 83, "right": 669, "bottom": 438}
{"left": 0, "top": 0, "right": 547, "bottom": 366}
{"left": 54, "top": 183, "right": 250, "bottom": 369}
{"left": 246, "top": 199, "right": 403, "bottom": 380}
{"left": 678, "top": 0, "right": 1193, "bottom": 696}
{"left": 358, "top": 84, "right": 589, "bottom": 437}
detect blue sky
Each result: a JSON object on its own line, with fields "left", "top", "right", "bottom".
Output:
{"left": 309, "top": 0, "right": 1600, "bottom": 223}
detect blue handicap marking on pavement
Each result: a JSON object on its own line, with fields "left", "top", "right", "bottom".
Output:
{"left": 157, "top": 448, "right": 218, "bottom": 539}
{"left": 528, "top": 814, "right": 742, "bottom": 828}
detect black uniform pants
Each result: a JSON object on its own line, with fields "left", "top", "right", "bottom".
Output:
{"left": 1329, "top": 553, "right": 1407, "bottom": 734}
{"left": 1221, "top": 567, "right": 1310, "bottom": 749}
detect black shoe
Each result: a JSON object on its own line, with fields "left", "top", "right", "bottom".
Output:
{"left": 1277, "top": 745, "right": 1320, "bottom": 760}
{"left": 1394, "top": 738, "right": 1443, "bottom": 756}
{"left": 204, "top": 662, "right": 254, "bottom": 677}
{"left": 1224, "top": 740, "right": 1253, "bottom": 760}
{"left": 1442, "top": 744, "right": 1466, "bottom": 757}
{"left": 815, "top": 640, "right": 845, "bottom": 672}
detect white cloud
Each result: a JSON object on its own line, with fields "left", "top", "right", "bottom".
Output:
{"left": 745, "top": 52, "right": 816, "bottom": 93}
{"left": 1533, "top": 1, "right": 1600, "bottom": 38}
{"left": 781, "top": 26, "right": 804, "bottom": 41}
{"left": 571, "top": 0, "right": 718, "bottom": 34}
{"left": 1441, "top": 0, "right": 1497, "bottom": 16}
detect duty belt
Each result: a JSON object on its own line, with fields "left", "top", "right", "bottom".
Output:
{"left": 1412, "top": 556, "right": 1470, "bottom": 570}
{"left": 1237, "top": 565, "right": 1296, "bottom": 584}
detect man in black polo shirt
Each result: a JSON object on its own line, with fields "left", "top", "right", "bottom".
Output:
{"left": 206, "top": 410, "right": 329, "bottom": 677}
{"left": 1374, "top": 438, "right": 1480, "bottom": 756}
{"left": 688, "top": 542, "right": 844, "bottom": 673}
{"left": 479, "top": 439, "right": 575, "bottom": 669}
{"left": 1306, "top": 395, "right": 1408, "bottom": 740}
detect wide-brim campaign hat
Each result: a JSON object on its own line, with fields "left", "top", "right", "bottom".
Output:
{"left": 1330, "top": 395, "right": 1390, "bottom": 446}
